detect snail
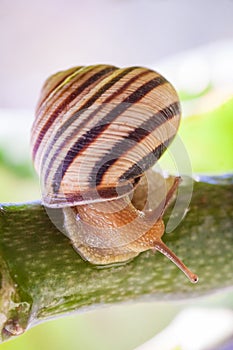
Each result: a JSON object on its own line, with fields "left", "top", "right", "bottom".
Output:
{"left": 31, "top": 64, "right": 198, "bottom": 283}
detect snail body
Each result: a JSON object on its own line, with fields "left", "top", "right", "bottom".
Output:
{"left": 31, "top": 65, "right": 198, "bottom": 283}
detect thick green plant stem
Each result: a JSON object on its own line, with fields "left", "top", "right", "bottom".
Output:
{"left": 0, "top": 175, "right": 232, "bottom": 342}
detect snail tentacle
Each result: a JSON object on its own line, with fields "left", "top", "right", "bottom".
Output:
{"left": 153, "top": 240, "right": 199, "bottom": 283}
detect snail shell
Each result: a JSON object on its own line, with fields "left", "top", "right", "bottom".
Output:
{"left": 31, "top": 65, "right": 198, "bottom": 283}
{"left": 31, "top": 65, "right": 180, "bottom": 207}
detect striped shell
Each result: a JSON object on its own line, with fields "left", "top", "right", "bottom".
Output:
{"left": 31, "top": 65, "right": 181, "bottom": 208}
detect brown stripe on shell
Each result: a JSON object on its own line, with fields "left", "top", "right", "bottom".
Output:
{"left": 53, "top": 74, "right": 167, "bottom": 194}
{"left": 43, "top": 176, "right": 141, "bottom": 208}
{"left": 32, "top": 65, "right": 105, "bottom": 161}
{"left": 120, "top": 135, "right": 175, "bottom": 181}
{"left": 33, "top": 66, "right": 94, "bottom": 137}
{"left": 35, "top": 65, "right": 116, "bottom": 124}
{"left": 36, "top": 66, "right": 138, "bottom": 175}
{"left": 47, "top": 66, "right": 140, "bottom": 148}
{"left": 36, "top": 66, "right": 83, "bottom": 112}
{"left": 42, "top": 67, "right": 145, "bottom": 187}
{"left": 32, "top": 65, "right": 117, "bottom": 162}
{"left": 112, "top": 114, "right": 180, "bottom": 184}
{"left": 94, "top": 101, "right": 180, "bottom": 186}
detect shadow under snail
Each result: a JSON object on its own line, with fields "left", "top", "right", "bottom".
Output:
{"left": 31, "top": 64, "right": 198, "bottom": 283}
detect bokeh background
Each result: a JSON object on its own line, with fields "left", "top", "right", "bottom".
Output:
{"left": 0, "top": 0, "right": 233, "bottom": 349}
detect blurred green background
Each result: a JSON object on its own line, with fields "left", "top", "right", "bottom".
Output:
{"left": 1, "top": 1, "right": 233, "bottom": 349}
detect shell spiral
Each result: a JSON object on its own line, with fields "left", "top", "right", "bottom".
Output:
{"left": 31, "top": 65, "right": 181, "bottom": 208}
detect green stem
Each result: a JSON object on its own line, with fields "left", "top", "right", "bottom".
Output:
{"left": 0, "top": 175, "right": 232, "bottom": 342}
